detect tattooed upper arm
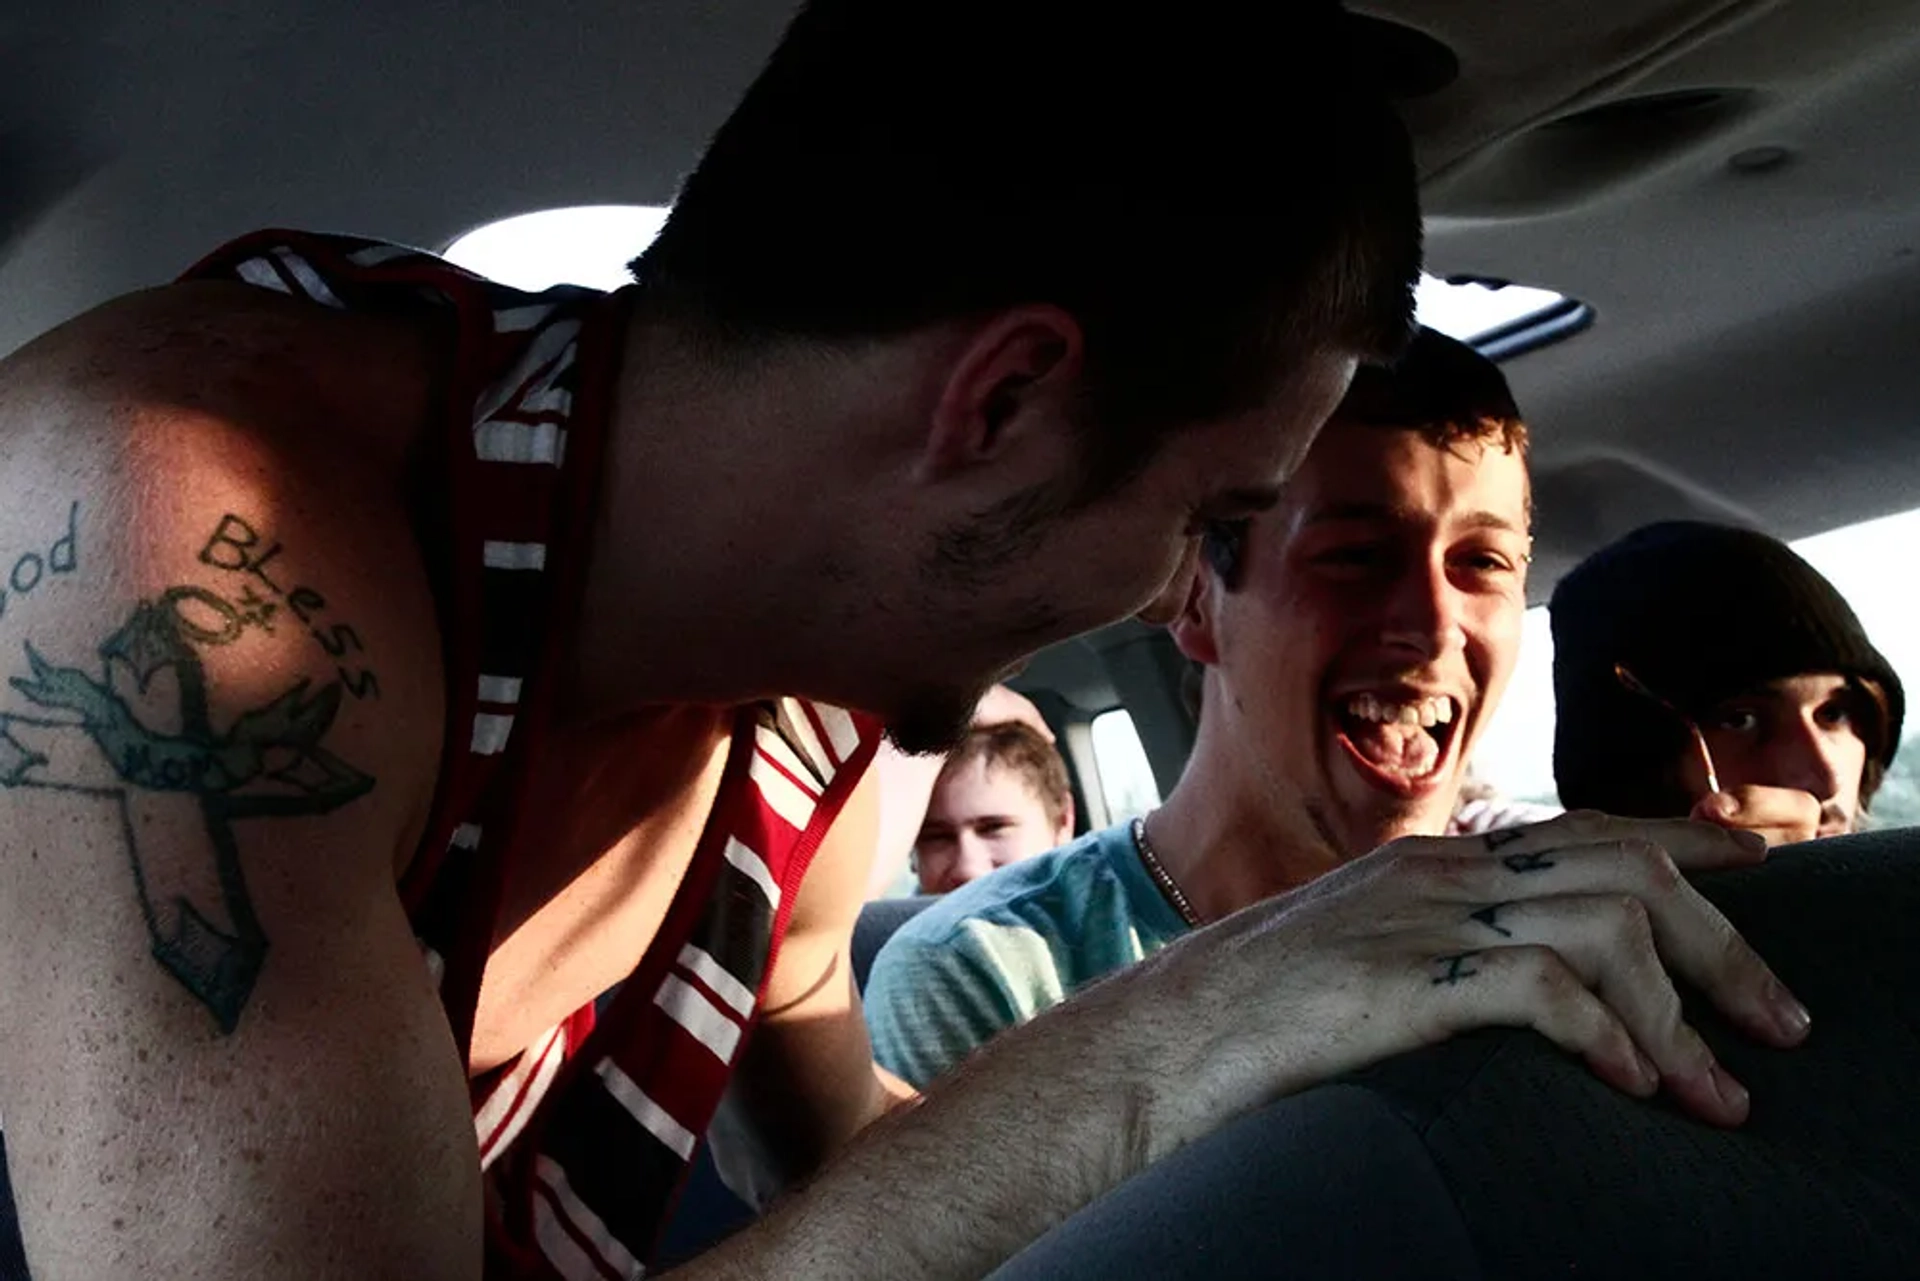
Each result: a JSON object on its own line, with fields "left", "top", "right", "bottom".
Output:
{"left": 0, "top": 312, "right": 477, "bottom": 1278}
{"left": 0, "top": 505, "right": 405, "bottom": 1032}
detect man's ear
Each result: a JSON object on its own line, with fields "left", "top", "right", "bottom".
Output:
{"left": 917, "top": 305, "right": 1084, "bottom": 482}
{"left": 1168, "top": 565, "right": 1221, "bottom": 666}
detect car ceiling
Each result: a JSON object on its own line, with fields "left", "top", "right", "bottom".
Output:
{"left": 4, "top": 0, "right": 1917, "bottom": 722}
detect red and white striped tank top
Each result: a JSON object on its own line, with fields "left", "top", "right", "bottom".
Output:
{"left": 182, "top": 230, "right": 882, "bottom": 1279}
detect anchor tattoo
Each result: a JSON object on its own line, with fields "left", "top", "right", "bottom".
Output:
{"left": 0, "top": 588, "right": 373, "bottom": 1033}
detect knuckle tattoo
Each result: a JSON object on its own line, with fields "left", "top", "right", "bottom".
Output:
{"left": 1430, "top": 951, "right": 1483, "bottom": 986}
{"left": 1483, "top": 827, "right": 1527, "bottom": 851}
{"left": 1468, "top": 901, "right": 1516, "bottom": 938}
{"left": 1501, "top": 849, "right": 1557, "bottom": 875}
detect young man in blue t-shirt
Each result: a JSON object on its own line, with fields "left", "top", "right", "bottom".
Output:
{"left": 867, "top": 329, "right": 1543, "bottom": 1086}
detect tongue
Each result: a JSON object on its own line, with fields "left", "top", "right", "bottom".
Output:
{"left": 1344, "top": 717, "right": 1439, "bottom": 777}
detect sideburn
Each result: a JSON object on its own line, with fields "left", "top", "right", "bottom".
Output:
{"left": 925, "top": 475, "right": 1079, "bottom": 590}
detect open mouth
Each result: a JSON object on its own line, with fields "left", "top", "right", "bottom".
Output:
{"left": 1333, "top": 691, "right": 1464, "bottom": 797}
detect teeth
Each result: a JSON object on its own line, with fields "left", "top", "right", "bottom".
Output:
{"left": 1343, "top": 694, "right": 1457, "bottom": 726}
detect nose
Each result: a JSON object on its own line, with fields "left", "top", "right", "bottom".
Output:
{"left": 1765, "top": 715, "right": 1846, "bottom": 802}
{"left": 1136, "top": 538, "right": 1202, "bottom": 626}
{"left": 1377, "top": 556, "right": 1462, "bottom": 661}
{"left": 940, "top": 831, "right": 999, "bottom": 891}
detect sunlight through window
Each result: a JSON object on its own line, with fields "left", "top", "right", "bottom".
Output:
{"left": 443, "top": 205, "right": 671, "bottom": 292}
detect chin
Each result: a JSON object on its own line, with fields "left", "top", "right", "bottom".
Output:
{"left": 1332, "top": 803, "right": 1452, "bottom": 858}
{"left": 1321, "top": 752, "right": 1467, "bottom": 855}
{"left": 884, "top": 684, "right": 988, "bottom": 756}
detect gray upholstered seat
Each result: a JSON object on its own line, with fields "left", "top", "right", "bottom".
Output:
{"left": 992, "top": 828, "right": 1920, "bottom": 1280}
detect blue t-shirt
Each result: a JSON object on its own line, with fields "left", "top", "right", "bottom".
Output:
{"left": 864, "top": 822, "right": 1191, "bottom": 1087}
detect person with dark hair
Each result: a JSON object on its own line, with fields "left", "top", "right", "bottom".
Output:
{"left": 912, "top": 722, "right": 1076, "bottom": 895}
{"left": 1551, "top": 520, "right": 1905, "bottom": 845}
{"left": 867, "top": 330, "right": 1573, "bottom": 1085}
{"left": 0, "top": 2, "right": 1813, "bottom": 1275}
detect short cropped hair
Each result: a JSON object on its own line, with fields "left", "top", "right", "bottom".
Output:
{"left": 1202, "top": 327, "right": 1528, "bottom": 588}
{"left": 636, "top": 0, "right": 1424, "bottom": 496}
{"left": 939, "top": 722, "right": 1073, "bottom": 829}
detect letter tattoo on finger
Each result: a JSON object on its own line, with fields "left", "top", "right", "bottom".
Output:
{"left": 1483, "top": 827, "right": 1527, "bottom": 849}
{"left": 1501, "top": 850, "right": 1557, "bottom": 874}
{"left": 1431, "top": 952, "right": 1483, "bottom": 986}
{"left": 1469, "top": 902, "right": 1516, "bottom": 938}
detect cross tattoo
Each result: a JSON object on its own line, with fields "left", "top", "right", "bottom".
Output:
{"left": 0, "top": 590, "right": 374, "bottom": 1033}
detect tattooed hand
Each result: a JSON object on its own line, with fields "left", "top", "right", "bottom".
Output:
{"left": 1082, "top": 811, "right": 1805, "bottom": 1152}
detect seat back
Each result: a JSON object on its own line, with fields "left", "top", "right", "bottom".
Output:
{"left": 852, "top": 894, "right": 940, "bottom": 993}
{"left": 995, "top": 828, "right": 1920, "bottom": 1280}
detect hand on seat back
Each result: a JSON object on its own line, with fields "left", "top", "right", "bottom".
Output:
{"left": 1691, "top": 785, "right": 1824, "bottom": 848}
{"left": 1077, "top": 811, "right": 1807, "bottom": 1147}
{"left": 694, "top": 812, "right": 1811, "bottom": 1280}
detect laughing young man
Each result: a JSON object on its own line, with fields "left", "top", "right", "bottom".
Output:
{"left": 865, "top": 329, "right": 1546, "bottom": 1086}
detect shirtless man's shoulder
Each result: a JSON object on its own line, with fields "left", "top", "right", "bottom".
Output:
{"left": 0, "top": 279, "right": 477, "bottom": 1277}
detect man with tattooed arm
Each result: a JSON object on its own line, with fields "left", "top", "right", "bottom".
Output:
{"left": 0, "top": 3, "right": 1807, "bottom": 1280}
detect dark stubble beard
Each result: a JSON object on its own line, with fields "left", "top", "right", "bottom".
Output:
{"left": 886, "top": 483, "right": 1074, "bottom": 756}
{"left": 885, "top": 688, "right": 988, "bottom": 756}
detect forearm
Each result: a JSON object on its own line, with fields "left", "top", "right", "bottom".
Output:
{"left": 684, "top": 980, "right": 1194, "bottom": 1280}
{"left": 712, "top": 1051, "right": 916, "bottom": 1208}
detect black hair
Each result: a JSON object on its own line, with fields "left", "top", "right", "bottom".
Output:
{"left": 635, "top": 0, "right": 1423, "bottom": 496}
{"left": 1200, "top": 326, "right": 1526, "bottom": 589}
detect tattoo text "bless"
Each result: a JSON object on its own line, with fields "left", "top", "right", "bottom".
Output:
{"left": 197, "top": 515, "right": 379, "bottom": 700}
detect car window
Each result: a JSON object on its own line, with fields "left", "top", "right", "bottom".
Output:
{"left": 1089, "top": 708, "right": 1161, "bottom": 825}
{"left": 443, "top": 205, "right": 671, "bottom": 290}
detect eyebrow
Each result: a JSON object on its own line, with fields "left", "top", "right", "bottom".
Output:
{"left": 1302, "top": 502, "right": 1529, "bottom": 536}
